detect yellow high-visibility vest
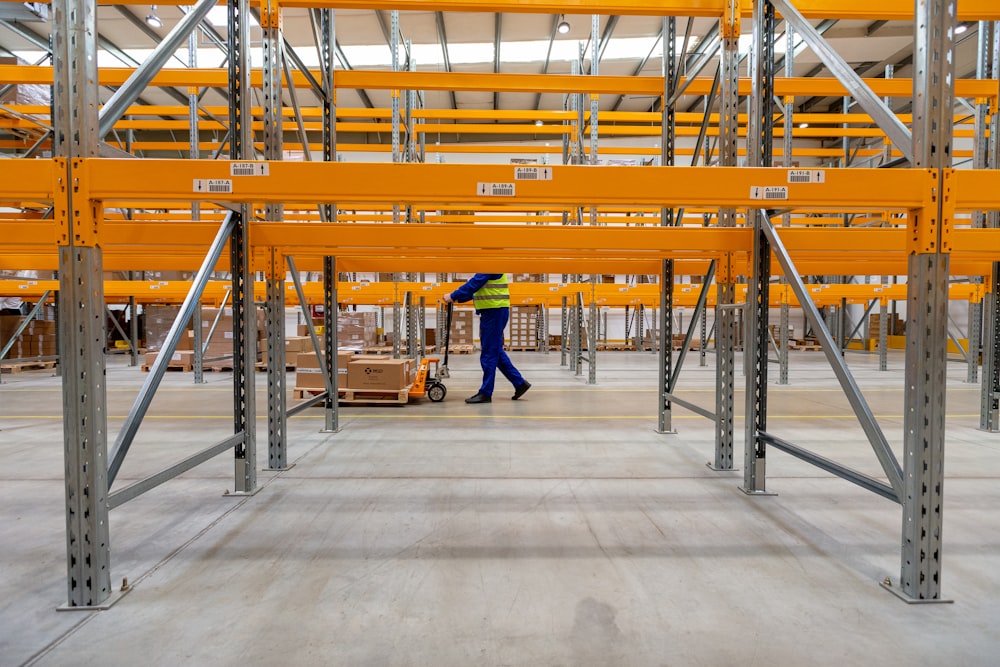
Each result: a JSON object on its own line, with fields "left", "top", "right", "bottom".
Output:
{"left": 473, "top": 274, "right": 510, "bottom": 310}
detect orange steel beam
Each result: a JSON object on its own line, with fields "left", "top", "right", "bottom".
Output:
{"left": 1, "top": 65, "right": 997, "bottom": 100}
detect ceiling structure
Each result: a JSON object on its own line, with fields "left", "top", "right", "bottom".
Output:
{"left": 0, "top": 5, "right": 988, "bottom": 152}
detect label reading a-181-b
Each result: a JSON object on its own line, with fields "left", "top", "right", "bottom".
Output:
{"left": 193, "top": 179, "right": 233, "bottom": 194}
{"left": 750, "top": 186, "right": 789, "bottom": 201}
{"left": 477, "top": 182, "right": 516, "bottom": 197}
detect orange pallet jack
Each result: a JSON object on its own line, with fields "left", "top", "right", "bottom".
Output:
{"left": 409, "top": 302, "right": 452, "bottom": 402}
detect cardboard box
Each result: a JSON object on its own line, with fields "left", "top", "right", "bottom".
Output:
{"left": 143, "top": 350, "right": 194, "bottom": 367}
{"left": 346, "top": 358, "right": 412, "bottom": 390}
{"left": 284, "top": 336, "right": 311, "bottom": 355}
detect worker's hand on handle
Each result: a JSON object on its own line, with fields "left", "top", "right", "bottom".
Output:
{"left": 442, "top": 294, "right": 453, "bottom": 304}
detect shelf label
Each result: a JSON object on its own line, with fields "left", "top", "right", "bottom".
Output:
{"left": 514, "top": 166, "right": 552, "bottom": 181}
{"left": 750, "top": 186, "right": 789, "bottom": 201}
{"left": 231, "top": 162, "right": 268, "bottom": 176}
{"left": 193, "top": 179, "right": 233, "bottom": 194}
{"left": 787, "top": 169, "right": 825, "bottom": 184}
{"left": 477, "top": 182, "right": 516, "bottom": 197}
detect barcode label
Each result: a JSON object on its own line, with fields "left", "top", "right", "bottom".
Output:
{"left": 750, "top": 186, "right": 789, "bottom": 201}
{"left": 787, "top": 169, "right": 825, "bottom": 184}
{"left": 477, "top": 182, "right": 516, "bottom": 197}
{"left": 514, "top": 166, "right": 552, "bottom": 181}
{"left": 231, "top": 162, "right": 268, "bottom": 176}
{"left": 193, "top": 179, "right": 233, "bottom": 194}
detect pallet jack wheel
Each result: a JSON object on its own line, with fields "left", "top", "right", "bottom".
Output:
{"left": 427, "top": 382, "right": 447, "bottom": 402}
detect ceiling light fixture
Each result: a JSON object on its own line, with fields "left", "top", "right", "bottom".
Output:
{"left": 145, "top": 5, "right": 162, "bottom": 28}
{"left": 535, "top": 120, "right": 544, "bottom": 126}
{"left": 798, "top": 123, "right": 809, "bottom": 129}
{"left": 557, "top": 15, "right": 571, "bottom": 35}
{"left": 955, "top": 24, "right": 968, "bottom": 35}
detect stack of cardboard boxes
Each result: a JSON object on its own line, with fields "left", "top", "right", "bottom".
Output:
{"left": 447, "top": 308, "right": 475, "bottom": 349}
{"left": 294, "top": 350, "right": 416, "bottom": 393}
{"left": 337, "top": 312, "right": 378, "bottom": 349}
{"left": 299, "top": 312, "right": 378, "bottom": 349}
{"left": 0, "top": 316, "right": 56, "bottom": 360}
{"left": 508, "top": 305, "right": 539, "bottom": 350}
{"left": 143, "top": 305, "right": 266, "bottom": 369}
{"left": 512, "top": 273, "right": 547, "bottom": 283}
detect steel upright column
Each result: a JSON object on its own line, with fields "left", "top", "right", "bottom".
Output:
{"left": 262, "top": 0, "right": 288, "bottom": 467}
{"left": 742, "top": 0, "right": 775, "bottom": 494}
{"left": 53, "top": 0, "right": 112, "bottom": 608}
{"left": 893, "top": 0, "right": 956, "bottom": 603}
{"left": 778, "top": 24, "right": 794, "bottom": 385}
{"left": 658, "top": 16, "right": 677, "bottom": 434}
{"left": 228, "top": 0, "right": 257, "bottom": 494}
{"left": 982, "top": 22, "right": 1000, "bottom": 432}
{"left": 712, "top": 0, "right": 740, "bottom": 470}
{"left": 967, "top": 23, "right": 992, "bottom": 384}
{"left": 265, "top": 249, "right": 288, "bottom": 469}
{"left": 189, "top": 33, "right": 205, "bottom": 384}
{"left": 321, "top": 7, "right": 338, "bottom": 432}
{"left": 879, "top": 65, "right": 896, "bottom": 371}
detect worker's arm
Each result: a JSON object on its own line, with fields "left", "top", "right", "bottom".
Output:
{"left": 445, "top": 273, "right": 500, "bottom": 304}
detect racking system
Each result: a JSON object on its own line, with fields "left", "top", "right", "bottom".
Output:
{"left": 0, "top": 0, "right": 998, "bottom": 609}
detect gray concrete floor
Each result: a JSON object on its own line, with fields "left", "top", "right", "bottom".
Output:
{"left": 1, "top": 349, "right": 998, "bottom": 666}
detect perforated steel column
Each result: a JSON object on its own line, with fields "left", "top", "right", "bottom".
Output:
{"left": 896, "top": 0, "right": 956, "bottom": 602}
{"left": 713, "top": 0, "right": 740, "bottom": 470}
{"left": 742, "top": 0, "right": 775, "bottom": 494}
{"left": 53, "top": 0, "right": 111, "bottom": 608}
{"left": 265, "top": 249, "right": 287, "bottom": 469}
{"left": 229, "top": 0, "right": 256, "bottom": 494}
{"left": 658, "top": 16, "right": 677, "bottom": 433}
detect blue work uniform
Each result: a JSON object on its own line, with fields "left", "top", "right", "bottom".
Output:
{"left": 449, "top": 274, "right": 527, "bottom": 397}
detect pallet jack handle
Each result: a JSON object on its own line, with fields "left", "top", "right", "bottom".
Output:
{"left": 440, "top": 300, "right": 453, "bottom": 378}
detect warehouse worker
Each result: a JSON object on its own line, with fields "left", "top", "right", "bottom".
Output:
{"left": 443, "top": 274, "right": 531, "bottom": 404}
{"left": 0, "top": 295, "right": 23, "bottom": 316}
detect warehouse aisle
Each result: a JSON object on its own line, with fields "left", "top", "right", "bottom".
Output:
{"left": 1, "top": 351, "right": 998, "bottom": 666}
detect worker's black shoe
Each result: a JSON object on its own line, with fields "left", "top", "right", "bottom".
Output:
{"left": 512, "top": 381, "right": 531, "bottom": 400}
{"left": 465, "top": 393, "right": 492, "bottom": 404}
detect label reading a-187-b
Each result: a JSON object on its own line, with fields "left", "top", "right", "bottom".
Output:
{"left": 193, "top": 179, "right": 233, "bottom": 194}
{"left": 477, "top": 182, "right": 516, "bottom": 197}
{"left": 231, "top": 162, "right": 268, "bottom": 177}
{"left": 514, "top": 166, "right": 552, "bottom": 181}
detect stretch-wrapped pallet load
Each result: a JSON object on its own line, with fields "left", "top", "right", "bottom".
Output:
{"left": 508, "top": 305, "right": 539, "bottom": 350}
{"left": 338, "top": 311, "right": 378, "bottom": 349}
{"left": 448, "top": 308, "right": 475, "bottom": 348}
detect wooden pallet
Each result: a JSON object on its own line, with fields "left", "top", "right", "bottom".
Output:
{"left": 506, "top": 345, "right": 539, "bottom": 352}
{"left": 141, "top": 363, "right": 193, "bottom": 372}
{"left": 597, "top": 342, "right": 636, "bottom": 351}
{"left": 790, "top": 339, "right": 823, "bottom": 351}
{"left": 254, "top": 361, "right": 298, "bottom": 371}
{"left": 293, "top": 384, "right": 413, "bottom": 404}
{"left": 0, "top": 359, "right": 57, "bottom": 374}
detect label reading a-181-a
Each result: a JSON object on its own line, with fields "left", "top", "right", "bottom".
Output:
{"left": 514, "top": 166, "right": 552, "bottom": 181}
{"left": 477, "top": 182, "right": 516, "bottom": 197}
{"left": 193, "top": 179, "right": 233, "bottom": 194}
{"left": 750, "top": 186, "right": 789, "bottom": 201}
{"left": 231, "top": 162, "right": 268, "bottom": 177}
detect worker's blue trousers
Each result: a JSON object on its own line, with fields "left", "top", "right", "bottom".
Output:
{"left": 477, "top": 307, "right": 526, "bottom": 396}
